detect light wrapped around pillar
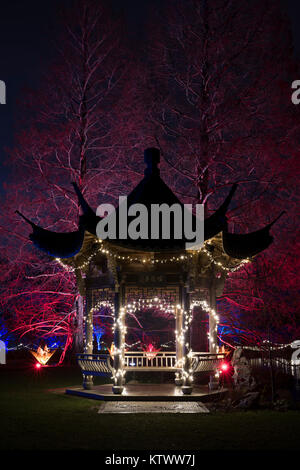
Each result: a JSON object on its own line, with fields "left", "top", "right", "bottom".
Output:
{"left": 180, "top": 287, "right": 193, "bottom": 395}
{"left": 83, "top": 294, "right": 94, "bottom": 390}
{"left": 175, "top": 305, "right": 184, "bottom": 386}
{"left": 208, "top": 272, "right": 219, "bottom": 390}
{"left": 112, "top": 291, "right": 126, "bottom": 394}
{"left": 189, "top": 298, "right": 220, "bottom": 389}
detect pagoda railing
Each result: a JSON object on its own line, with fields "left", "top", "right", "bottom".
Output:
{"left": 77, "top": 353, "right": 113, "bottom": 377}
{"left": 124, "top": 351, "right": 177, "bottom": 370}
{"left": 77, "top": 351, "right": 226, "bottom": 376}
{"left": 191, "top": 352, "right": 226, "bottom": 372}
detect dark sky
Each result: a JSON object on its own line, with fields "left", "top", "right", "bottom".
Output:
{"left": 0, "top": 0, "right": 299, "bottom": 192}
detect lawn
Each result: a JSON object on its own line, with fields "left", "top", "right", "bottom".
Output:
{"left": 0, "top": 363, "right": 299, "bottom": 451}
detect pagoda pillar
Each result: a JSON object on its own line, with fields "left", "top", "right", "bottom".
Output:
{"left": 112, "top": 288, "right": 125, "bottom": 394}
{"left": 175, "top": 305, "right": 184, "bottom": 386}
{"left": 181, "top": 286, "right": 193, "bottom": 395}
{"left": 83, "top": 291, "right": 94, "bottom": 390}
{"left": 209, "top": 267, "right": 219, "bottom": 390}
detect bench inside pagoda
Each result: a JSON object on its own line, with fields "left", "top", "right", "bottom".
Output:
{"left": 77, "top": 351, "right": 225, "bottom": 375}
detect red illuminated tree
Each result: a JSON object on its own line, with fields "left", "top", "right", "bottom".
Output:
{"left": 0, "top": 0, "right": 299, "bottom": 357}
{"left": 0, "top": 0, "right": 139, "bottom": 358}
{"left": 140, "top": 0, "right": 300, "bottom": 346}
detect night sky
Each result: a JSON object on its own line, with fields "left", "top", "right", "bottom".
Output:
{"left": 0, "top": 0, "right": 299, "bottom": 192}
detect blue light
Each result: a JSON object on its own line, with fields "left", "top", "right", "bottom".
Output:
{"left": 44, "top": 336, "right": 65, "bottom": 349}
{"left": 93, "top": 325, "right": 104, "bottom": 350}
{"left": 0, "top": 319, "right": 13, "bottom": 348}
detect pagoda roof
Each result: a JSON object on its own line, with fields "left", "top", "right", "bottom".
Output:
{"left": 17, "top": 148, "right": 283, "bottom": 261}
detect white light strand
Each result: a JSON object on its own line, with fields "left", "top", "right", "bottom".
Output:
{"left": 83, "top": 298, "right": 114, "bottom": 351}
{"left": 55, "top": 240, "right": 251, "bottom": 273}
{"left": 111, "top": 299, "right": 178, "bottom": 384}
{"left": 126, "top": 297, "right": 176, "bottom": 316}
{"left": 111, "top": 307, "right": 126, "bottom": 386}
{"left": 244, "top": 340, "right": 296, "bottom": 351}
{"left": 90, "top": 299, "right": 114, "bottom": 315}
{"left": 190, "top": 300, "right": 219, "bottom": 353}
{"left": 201, "top": 245, "right": 251, "bottom": 272}
{"left": 174, "top": 305, "right": 194, "bottom": 384}
{"left": 83, "top": 296, "right": 221, "bottom": 386}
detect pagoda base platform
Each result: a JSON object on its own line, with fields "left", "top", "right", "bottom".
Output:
{"left": 65, "top": 383, "right": 228, "bottom": 402}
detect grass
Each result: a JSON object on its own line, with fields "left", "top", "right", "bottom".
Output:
{"left": 1, "top": 362, "right": 300, "bottom": 451}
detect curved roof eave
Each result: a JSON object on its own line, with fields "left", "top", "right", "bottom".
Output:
{"left": 222, "top": 211, "right": 285, "bottom": 259}
{"left": 15, "top": 149, "right": 283, "bottom": 261}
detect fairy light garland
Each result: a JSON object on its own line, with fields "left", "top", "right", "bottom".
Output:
{"left": 90, "top": 299, "right": 114, "bottom": 315}
{"left": 190, "top": 300, "right": 220, "bottom": 352}
{"left": 9, "top": 339, "right": 297, "bottom": 356}
{"left": 201, "top": 245, "right": 251, "bottom": 272}
{"left": 112, "top": 298, "right": 178, "bottom": 384}
{"left": 125, "top": 340, "right": 141, "bottom": 349}
{"left": 175, "top": 300, "right": 221, "bottom": 382}
{"left": 111, "top": 306, "right": 127, "bottom": 386}
{"left": 126, "top": 297, "right": 176, "bottom": 315}
{"left": 174, "top": 305, "right": 194, "bottom": 384}
{"left": 83, "top": 299, "right": 114, "bottom": 351}
{"left": 82, "top": 295, "right": 221, "bottom": 386}
{"left": 55, "top": 239, "right": 251, "bottom": 273}
{"left": 244, "top": 340, "right": 297, "bottom": 351}
{"left": 55, "top": 239, "right": 106, "bottom": 273}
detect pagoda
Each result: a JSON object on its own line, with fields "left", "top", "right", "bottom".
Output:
{"left": 18, "top": 148, "right": 283, "bottom": 395}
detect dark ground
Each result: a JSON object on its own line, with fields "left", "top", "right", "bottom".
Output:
{"left": 0, "top": 360, "right": 300, "bottom": 453}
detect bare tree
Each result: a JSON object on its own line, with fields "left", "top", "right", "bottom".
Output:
{"left": 0, "top": 0, "right": 134, "bottom": 357}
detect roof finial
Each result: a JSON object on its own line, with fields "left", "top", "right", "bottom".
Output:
{"left": 144, "top": 148, "right": 160, "bottom": 176}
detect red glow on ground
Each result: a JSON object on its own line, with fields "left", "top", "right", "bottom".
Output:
{"left": 35, "top": 363, "right": 41, "bottom": 369}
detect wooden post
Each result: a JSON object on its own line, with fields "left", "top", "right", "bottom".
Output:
{"left": 175, "top": 305, "right": 183, "bottom": 386}
{"left": 83, "top": 292, "right": 94, "bottom": 390}
{"left": 112, "top": 288, "right": 125, "bottom": 394}
{"left": 181, "top": 286, "right": 193, "bottom": 395}
{"left": 209, "top": 290, "right": 218, "bottom": 353}
{"left": 209, "top": 267, "right": 219, "bottom": 390}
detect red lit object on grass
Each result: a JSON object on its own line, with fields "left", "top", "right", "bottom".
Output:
{"left": 35, "top": 363, "right": 41, "bottom": 369}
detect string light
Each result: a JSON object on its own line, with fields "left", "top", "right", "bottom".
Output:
{"left": 124, "top": 340, "right": 141, "bottom": 349}
{"left": 55, "top": 239, "right": 251, "bottom": 273}
{"left": 77, "top": 293, "right": 299, "bottom": 391}
{"left": 244, "top": 340, "right": 296, "bottom": 351}
{"left": 81, "top": 295, "right": 221, "bottom": 389}
{"left": 111, "top": 299, "right": 178, "bottom": 385}
{"left": 190, "top": 300, "right": 219, "bottom": 352}
{"left": 174, "top": 305, "right": 194, "bottom": 385}
{"left": 90, "top": 299, "right": 114, "bottom": 315}
{"left": 201, "top": 245, "right": 251, "bottom": 272}
{"left": 55, "top": 239, "right": 105, "bottom": 272}
{"left": 83, "top": 298, "right": 114, "bottom": 351}
{"left": 126, "top": 297, "right": 176, "bottom": 315}
{"left": 111, "top": 307, "right": 126, "bottom": 386}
